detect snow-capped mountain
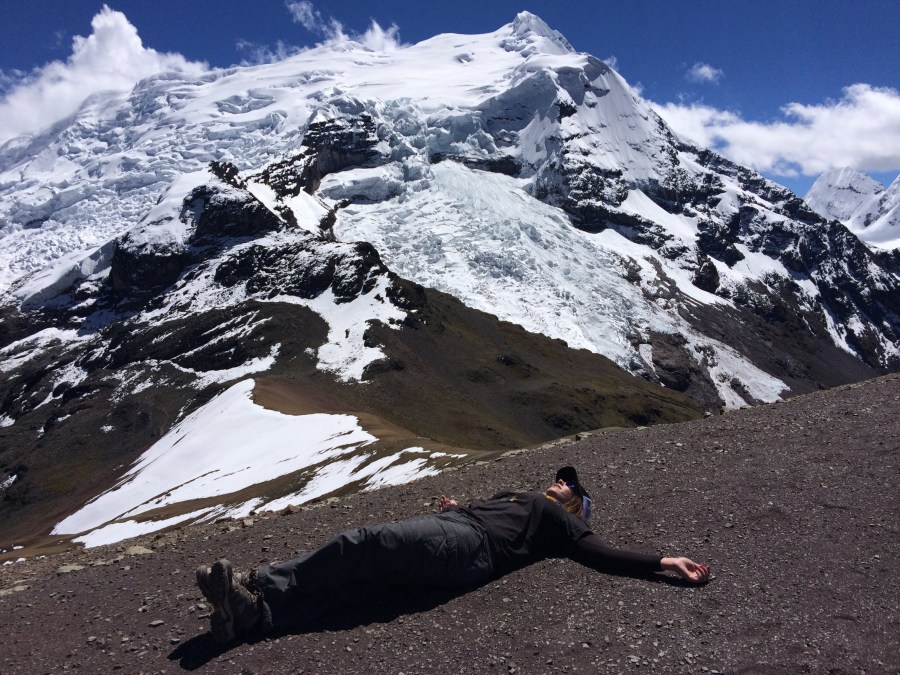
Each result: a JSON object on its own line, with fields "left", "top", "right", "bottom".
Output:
{"left": 1, "top": 13, "right": 897, "bottom": 548}
{"left": 806, "top": 168, "right": 900, "bottom": 250}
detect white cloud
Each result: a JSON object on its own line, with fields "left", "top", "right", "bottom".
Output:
{"left": 0, "top": 69, "right": 26, "bottom": 96}
{"left": 355, "top": 21, "right": 404, "bottom": 52}
{"left": 651, "top": 84, "right": 900, "bottom": 176}
{"left": 686, "top": 62, "right": 723, "bottom": 84}
{"left": 285, "top": 0, "right": 405, "bottom": 52}
{"left": 0, "top": 6, "right": 206, "bottom": 145}
{"left": 236, "top": 39, "right": 304, "bottom": 65}
{"left": 602, "top": 55, "right": 618, "bottom": 71}
{"left": 286, "top": 1, "right": 320, "bottom": 31}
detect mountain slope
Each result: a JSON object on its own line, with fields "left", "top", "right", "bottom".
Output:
{"left": 1, "top": 374, "right": 897, "bottom": 673}
{"left": 3, "top": 13, "right": 897, "bottom": 385}
{"left": 806, "top": 167, "right": 900, "bottom": 250}
{"left": 0, "top": 13, "right": 898, "bottom": 548}
{"left": 0, "top": 163, "right": 703, "bottom": 547}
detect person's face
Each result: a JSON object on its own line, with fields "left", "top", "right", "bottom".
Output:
{"left": 546, "top": 479, "right": 575, "bottom": 503}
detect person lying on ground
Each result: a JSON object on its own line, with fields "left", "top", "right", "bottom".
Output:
{"left": 196, "top": 466, "right": 711, "bottom": 643}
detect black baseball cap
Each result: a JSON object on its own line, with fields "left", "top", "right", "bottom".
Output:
{"left": 556, "top": 466, "right": 593, "bottom": 522}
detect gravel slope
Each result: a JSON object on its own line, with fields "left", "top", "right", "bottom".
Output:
{"left": 1, "top": 374, "right": 897, "bottom": 673}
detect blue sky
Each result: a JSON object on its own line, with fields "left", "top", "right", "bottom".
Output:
{"left": 1, "top": 0, "right": 898, "bottom": 195}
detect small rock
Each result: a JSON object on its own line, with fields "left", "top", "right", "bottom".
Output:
{"left": 148, "top": 620, "right": 164, "bottom": 627}
{"left": 125, "top": 545, "right": 154, "bottom": 556}
{"left": 56, "top": 564, "right": 85, "bottom": 575}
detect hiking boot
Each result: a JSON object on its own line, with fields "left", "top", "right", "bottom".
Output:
{"left": 196, "top": 558, "right": 261, "bottom": 643}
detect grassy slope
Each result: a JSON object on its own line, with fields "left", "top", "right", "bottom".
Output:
{"left": 262, "top": 287, "right": 706, "bottom": 451}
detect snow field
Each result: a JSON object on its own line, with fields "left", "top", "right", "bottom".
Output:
{"left": 807, "top": 169, "right": 900, "bottom": 250}
{"left": 0, "top": 12, "right": 659, "bottom": 296}
{"left": 53, "top": 379, "right": 457, "bottom": 547}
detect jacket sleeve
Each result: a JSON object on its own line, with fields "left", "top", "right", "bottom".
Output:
{"left": 570, "top": 532, "right": 662, "bottom": 574}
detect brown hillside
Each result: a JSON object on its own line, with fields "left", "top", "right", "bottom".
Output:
{"left": 0, "top": 374, "right": 897, "bottom": 673}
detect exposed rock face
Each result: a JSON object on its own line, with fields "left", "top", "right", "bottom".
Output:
{"left": 212, "top": 239, "right": 394, "bottom": 303}
{"left": 190, "top": 183, "right": 284, "bottom": 243}
{"left": 256, "top": 109, "right": 383, "bottom": 198}
{"left": 648, "top": 331, "right": 723, "bottom": 410}
{"left": 109, "top": 165, "right": 293, "bottom": 299}
{"left": 109, "top": 242, "right": 192, "bottom": 298}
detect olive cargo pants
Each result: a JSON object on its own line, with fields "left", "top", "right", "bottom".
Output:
{"left": 255, "top": 510, "right": 493, "bottom": 629}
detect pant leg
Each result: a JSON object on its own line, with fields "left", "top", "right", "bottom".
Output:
{"left": 255, "top": 512, "right": 492, "bottom": 630}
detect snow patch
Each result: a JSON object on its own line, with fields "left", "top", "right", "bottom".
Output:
{"left": 0, "top": 328, "right": 87, "bottom": 374}
{"left": 127, "top": 169, "right": 216, "bottom": 249}
{"left": 49, "top": 378, "right": 461, "bottom": 547}
{"left": 51, "top": 378, "right": 379, "bottom": 538}
{"left": 260, "top": 447, "right": 451, "bottom": 512}
{"left": 361, "top": 449, "right": 441, "bottom": 490}
{"left": 272, "top": 275, "right": 406, "bottom": 381}
{"left": 73, "top": 508, "right": 216, "bottom": 549}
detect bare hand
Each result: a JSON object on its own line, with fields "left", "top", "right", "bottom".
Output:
{"left": 438, "top": 496, "right": 458, "bottom": 512}
{"left": 661, "top": 557, "right": 711, "bottom": 584}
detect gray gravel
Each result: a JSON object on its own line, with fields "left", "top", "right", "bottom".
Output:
{"left": 1, "top": 374, "right": 897, "bottom": 673}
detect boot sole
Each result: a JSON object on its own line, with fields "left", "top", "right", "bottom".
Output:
{"left": 196, "top": 559, "right": 236, "bottom": 643}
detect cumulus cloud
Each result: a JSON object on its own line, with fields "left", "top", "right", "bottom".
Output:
{"left": 0, "top": 6, "right": 206, "bottom": 145}
{"left": 285, "top": 0, "right": 405, "bottom": 51}
{"left": 651, "top": 84, "right": 900, "bottom": 176}
{"left": 686, "top": 62, "right": 723, "bottom": 84}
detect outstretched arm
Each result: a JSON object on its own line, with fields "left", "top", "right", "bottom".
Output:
{"left": 572, "top": 534, "right": 710, "bottom": 584}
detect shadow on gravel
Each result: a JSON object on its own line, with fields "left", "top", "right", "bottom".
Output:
{"left": 169, "top": 633, "right": 233, "bottom": 670}
{"left": 169, "top": 572, "right": 699, "bottom": 669}
{"left": 169, "top": 585, "right": 467, "bottom": 670}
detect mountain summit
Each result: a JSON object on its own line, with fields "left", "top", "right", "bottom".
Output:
{"left": 0, "top": 15, "right": 897, "bottom": 548}
{"left": 806, "top": 168, "right": 900, "bottom": 250}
